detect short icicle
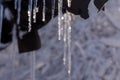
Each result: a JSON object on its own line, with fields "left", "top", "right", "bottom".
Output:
{"left": 14, "top": 0, "right": 18, "bottom": 9}
{"left": 42, "top": 0, "right": 46, "bottom": 22}
{"left": 28, "top": 0, "right": 33, "bottom": 32}
{"left": 33, "top": 0, "right": 39, "bottom": 23}
{"left": 67, "top": 0, "right": 72, "bottom": 7}
{"left": 17, "top": 0, "right": 22, "bottom": 25}
{"left": 58, "top": 0, "right": 63, "bottom": 40}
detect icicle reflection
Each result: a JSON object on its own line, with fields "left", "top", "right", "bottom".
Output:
{"left": 0, "top": 4, "right": 3, "bottom": 40}
{"left": 30, "top": 52, "right": 36, "bottom": 80}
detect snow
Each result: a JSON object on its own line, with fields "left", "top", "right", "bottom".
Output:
{"left": 1, "top": 0, "right": 120, "bottom": 80}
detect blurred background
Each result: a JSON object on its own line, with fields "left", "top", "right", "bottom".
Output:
{"left": 0, "top": 0, "right": 120, "bottom": 80}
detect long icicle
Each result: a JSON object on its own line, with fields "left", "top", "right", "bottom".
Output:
{"left": 66, "top": 0, "right": 72, "bottom": 76}
{"left": 30, "top": 52, "right": 36, "bottom": 80}
{"left": 42, "top": 0, "right": 46, "bottom": 22}
{"left": 67, "top": 11, "right": 72, "bottom": 75}
{"left": 63, "top": 14, "right": 67, "bottom": 65}
{"left": 28, "top": 0, "right": 33, "bottom": 32}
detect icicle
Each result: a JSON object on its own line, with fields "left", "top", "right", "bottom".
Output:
{"left": 33, "top": 0, "right": 39, "bottom": 23}
{"left": 51, "top": 0, "right": 55, "bottom": 19}
{"left": 63, "top": 12, "right": 72, "bottom": 75}
{"left": 28, "top": 0, "right": 33, "bottom": 32}
{"left": 63, "top": 14, "right": 67, "bottom": 65}
{"left": 42, "top": 0, "right": 46, "bottom": 22}
{"left": 64, "top": 11, "right": 72, "bottom": 75}
{"left": 34, "top": 0, "right": 38, "bottom": 7}
{"left": 67, "top": 0, "right": 72, "bottom": 7}
{"left": 58, "top": 0, "right": 63, "bottom": 40}
{"left": 14, "top": 0, "right": 18, "bottom": 9}
{"left": 17, "top": 0, "right": 21, "bottom": 25}
{"left": 30, "top": 52, "right": 36, "bottom": 80}
{"left": 67, "top": 12, "right": 72, "bottom": 75}
{"left": 62, "top": 11, "right": 72, "bottom": 75}
{"left": 0, "top": 4, "right": 3, "bottom": 40}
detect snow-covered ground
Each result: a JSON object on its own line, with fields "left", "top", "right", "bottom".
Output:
{"left": 1, "top": 0, "right": 120, "bottom": 80}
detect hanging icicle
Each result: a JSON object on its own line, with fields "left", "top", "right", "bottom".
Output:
{"left": 28, "top": 0, "right": 33, "bottom": 32}
{"left": 67, "top": 11, "right": 72, "bottom": 75}
{"left": 57, "top": 0, "right": 72, "bottom": 75}
{"left": 17, "top": 0, "right": 22, "bottom": 25}
{"left": 33, "top": 0, "right": 39, "bottom": 23}
{"left": 63, "top": 12, "right": 72, "bottom": 75}
{"left": 14, "top": 0, "right": 18, "bottom": 9}
{"left": 51, "top": 0, "right": 55, "bottom": 19}
{"left": 67, "top": 0, "right": 72, "bottom": 7}
{"left": 42, "top": 0, "right": 46, "bottom": 22}
{"left": 66, "top": 0, "right": 72, "bottom": 75}
{"left": 58, "top": 0, "right": 63, "bottom": 40}
{"left": 63, "top": 14, "right": 67, "bottom": 65}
